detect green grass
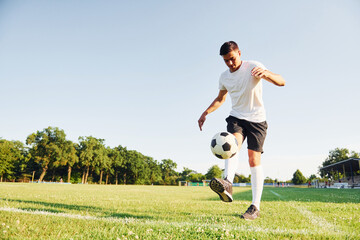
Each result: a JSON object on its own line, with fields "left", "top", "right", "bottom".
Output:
{"left": 0, "top": 183, "right": 359, "bottom": 239}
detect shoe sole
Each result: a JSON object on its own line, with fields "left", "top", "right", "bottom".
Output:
{"left": 209, "top": 178, "right": 233, "bottom": 202}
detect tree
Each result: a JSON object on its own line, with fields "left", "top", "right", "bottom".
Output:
{"left": 145, "top": 157, "right": 162, "bottom": 184}
{"left": 9, "top": 141, "right": 29, "bottom": 182}
{"left": 321, "top": 148, "right": 350, "bottom": 167}
{"left": 308, "top": 174, "right": 317, "bottom": 182}
{"left": 0, "top": 140, "right": 15, "bottom": 182}
{"left": 62, "top": 140, "right": 79, "bottom": 183}
{"left": 292, "top": 169, "right": 307, "bottom": 185}
{"left": 179, "top": 167, "right": 194, "bottom": 181}
{"left": 350, "top": 151, "right": 360, "bottom": 158}
{"left": 26, "top": 127, "right": 67, "bottom": 182}
{"left": 234, "top": 174, "right": 251, "bottom": 183}
{"left": 78, "top": 136, "right": 107, "bottom": 184}
{"left": 93, "top": 145, "right": 110, "bottom": 184}
{"left": 264, "top": 176, "right": 274, "bottom": 183}
{"left": 189, "top": 172, "right": 205, "bottom": 182}
{"left": 108, "top": 146, "right": 126, "bottom": 185}
{"left": 0, "top": 140, "right": 25, "bottom": 182}
{"left": 205, "top": 165, "right": 222, "bottom": 180}
{"left": 160, "top": 159, "right": 178, "bottom": 185}
{"left": 124, "top": 150, "right": 147, "bottom": 184}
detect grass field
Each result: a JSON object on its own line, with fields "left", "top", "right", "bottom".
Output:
{"left": 0, "top": 183, "right": 359, "bottom": 239}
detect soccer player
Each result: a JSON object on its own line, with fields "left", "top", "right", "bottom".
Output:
{"left": 198, "top": 41, "right": 285, "bottom": 220}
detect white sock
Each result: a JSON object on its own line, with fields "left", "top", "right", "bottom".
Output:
{"left": 224, "top": 153, "right": 239, "bottom": 183}
{"left": 250, "top": 165, "right": 264, "bottom": 211}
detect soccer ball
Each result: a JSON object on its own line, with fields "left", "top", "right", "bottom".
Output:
{"left": 210, "top": 132, "right": 238, "bottom": 159}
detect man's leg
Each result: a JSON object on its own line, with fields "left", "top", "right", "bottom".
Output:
{"left": 241, "top": 149, "right": 263, "bottom": 220}
{"left": 248, "top": 150, "right": 263, "bottom": 210}
{"left": 210, "top": 132, "right": 243, "bottom": 202}
{"left": 224, "top": 132, "right": 243, "bottom": 183}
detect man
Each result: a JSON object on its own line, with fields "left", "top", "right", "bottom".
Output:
{"left": 198, "top": 41, "right": 285, "bottom": 220}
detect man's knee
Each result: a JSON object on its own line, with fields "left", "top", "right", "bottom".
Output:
{"left": 232, "top": 132, "right": 244, "bottom": 150}
{"left": 248, "top": 150, "right": 261, "bottom": 167}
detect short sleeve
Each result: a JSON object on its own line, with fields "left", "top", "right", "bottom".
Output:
{"left": 251, "top": 60, "right": 267, "bottom": 70}
{"left": 218, "top": 73, "right": 226, "bottom": 90}
{"left": 219, "top": 81, "right": 226, "bottom": 90}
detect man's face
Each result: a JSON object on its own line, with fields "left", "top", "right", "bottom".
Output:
{"left": 222, "top": 50, "right": 241, "bottom": 72}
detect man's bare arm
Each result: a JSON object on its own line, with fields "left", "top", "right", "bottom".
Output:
{"left": 251, "top": 67, "right": 286, "bottom": 87}
{"left": 198, "top": 89, "right": 228, "bottom": 131}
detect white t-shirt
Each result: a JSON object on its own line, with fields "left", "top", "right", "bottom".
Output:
{"left": 219, "top": 60, "right": 267, "bottom": 123}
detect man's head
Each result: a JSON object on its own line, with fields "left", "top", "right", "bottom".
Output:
{"left": 220, "top": 41, "right": 242, "bottom": 72}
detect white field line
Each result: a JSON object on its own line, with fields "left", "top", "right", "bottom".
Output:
{"left": 269, "top": 190, "right": 343, "bottom": 234}
{"left": 290, "top": 203, "right": 341, "bottom": 233}
{"left": 0, "top": 207, "right": 126, "bottom": 223}
{"left": 0, "top": 206, "right": 343, "bottom": 236}
{"left": 269, "top": 190, "right": 282, "bottom": 198}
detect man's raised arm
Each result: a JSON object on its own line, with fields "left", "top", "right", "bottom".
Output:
{"left": 251, "top": 67, "right": 286, "bottom": 87}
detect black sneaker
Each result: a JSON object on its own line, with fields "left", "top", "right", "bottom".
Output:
{"left": 241, "top": 205, "right": 260, "bottom": 220}
{"left": 209, "top": 178, "right": 233, "bottom": 202}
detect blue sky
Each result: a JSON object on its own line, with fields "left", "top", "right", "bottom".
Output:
{"left": 0, "top": 0, "right": 359, "bottom": 180}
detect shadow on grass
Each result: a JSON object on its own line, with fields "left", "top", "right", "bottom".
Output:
{"left": 1, "top": 198, "right": 102, "bottom": 212}
{"left": 19, "top": 207, "right": 65, "bottom": 213}
{"left": 208, "top": 187, "right": 360, "bottom": 203}
{"left": 109, "top": 212, "right": 153, "bottom": 219}
{"left": 1, "top": 198, "right": 154, "bottom": 220}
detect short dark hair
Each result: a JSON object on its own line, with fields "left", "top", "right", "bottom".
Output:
{"left": 219, "top": 41, "right": 239, "bottom": 56}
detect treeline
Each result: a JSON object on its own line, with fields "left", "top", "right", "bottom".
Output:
{"left": 0, "top": 126, "right": 185, "bottom": 185}
{"left": 6, "top": 126, "right": 352, "bottom": 185}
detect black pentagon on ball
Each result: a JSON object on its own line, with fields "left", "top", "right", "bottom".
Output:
{"left": 211, "top": 139, "right": 217, "bottom": 148}
{"left": 215, "top": 154, "right": 223, "bottom": 159}
{"left": 220, "top": 132, "right": 229, "bottom": 137}
{"left": 222, "top": 142, "right": 231, "bottom": 151}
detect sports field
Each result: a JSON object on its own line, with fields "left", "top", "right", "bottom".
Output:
{"left": 0, "top": 183, "right": 359, "bottom": 239}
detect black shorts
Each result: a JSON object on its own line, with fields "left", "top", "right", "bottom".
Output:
{"left": 225, "top": 115, "right": 268, "bottom": 153}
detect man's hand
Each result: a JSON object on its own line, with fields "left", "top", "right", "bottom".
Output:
{"left": 198, "top": 112, "right": 207, "bottom": 131}
{"left": 198, "top": 89, "right": 228, "bottom": 131}
{"left": 252, "top": 67, "right": 286, "bottom": 86}
{"left": 251, "top": 67, "right": 268, "bottom": 78}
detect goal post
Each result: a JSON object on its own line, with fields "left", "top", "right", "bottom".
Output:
{"left": 178, "top": 180, "right": 211, "bottom": 186}
{"left": 203, "top": 180, "right": 210, "bottom": 187}
{"left": 179, "top": 181, "right": 188, "bottom": 186}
